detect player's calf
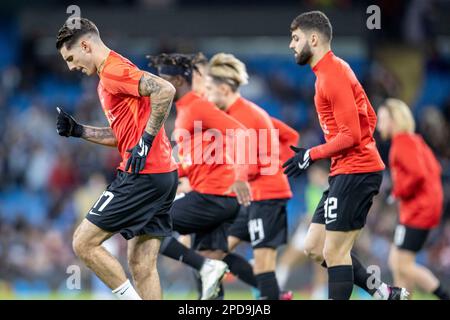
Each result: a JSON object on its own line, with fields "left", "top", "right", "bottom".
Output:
{"left": 128, "top": 235, "right": 162, "bottom": 300}
{"left": 253, "top": 248, "right": 280, "bottom": 300}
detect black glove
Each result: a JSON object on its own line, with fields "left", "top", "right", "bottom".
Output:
{"left": 282, "top": 146, "right": 313, "bottom": 178}
{"left": 56, "top": 107, "right": 83, "bottom": 138}
{"left": 125, "top": 132, "right": 155, "bottom": 174}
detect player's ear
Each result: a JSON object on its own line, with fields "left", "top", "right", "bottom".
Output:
{"left": 80, "top": 40, "right": 91, "bottom": 53}
{"left": 310, "top": 33, "right": 319, "bottom": 47}
{"left": 219, "top": 83, "right": 229, "bottom": 95}
{"left": 173, "top": 75, "right": 184, "bottom": 87}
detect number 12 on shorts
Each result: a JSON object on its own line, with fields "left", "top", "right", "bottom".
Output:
{"left": 89, "top": 191, "right": 115, "bottom": 216}
{"left": 324, "top": 197, "right": 338, "bottom": 224}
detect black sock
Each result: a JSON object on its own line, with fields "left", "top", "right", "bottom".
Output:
{"left": 328, "top": 265, "right": 354, "bottom": 300}
{"left": 351, "top": 252, "right": 380, "bottom": 295}
{"left": 160, "top": 237, "right": 205, "bottom": 270}
{"left": 433, "top": 283, "right": 450, "bottom": 300}
{"left": 223, "top": 253, "right": 257, "bottom": 288}
{"left": 255, "top": 272, "right": 280, "bottom": 300}
{"left": 321, "top": 253, "right": 380, "bottom": 296}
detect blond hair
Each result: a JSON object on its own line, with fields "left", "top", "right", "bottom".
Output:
{"left": 382, "top": 98, "right": 416, "bottom": 133}
{"left": 208, "top": 53, "right": 249, "bottom": 90}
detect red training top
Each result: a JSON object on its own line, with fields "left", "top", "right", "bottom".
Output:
{"left": 175, "top": 91, "right": 247, "bottom": 196}
{"left": 98, "top": 50, "right": 177, "bottom": 174}
{"left": 390, "top": 133, "right": 443, "bottom": 229}
{"left": 226, "top": 97, "right": 292, "bottom": 201}
{"left": 271, "top": 117, "right": 300, "bottom": 163}
{"left": 310, "top": 51, "right": 385, "bottom": 176}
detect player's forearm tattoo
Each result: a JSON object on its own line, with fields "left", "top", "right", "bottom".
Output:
{"left": 138, "top": 72, "right": 175, "bottom": 136}
{"left": 81, "top": 126, "right": 117, "bottom": 147}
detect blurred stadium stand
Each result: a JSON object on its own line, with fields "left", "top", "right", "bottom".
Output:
{"left": 0, "top": 0, "right": 450, "bottom": 298}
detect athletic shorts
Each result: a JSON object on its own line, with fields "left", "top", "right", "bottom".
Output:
{"left": 311, "top": 172, "right": 382, "bottom": 231}
{"left": 394, "top": 224, "right": 430, "bottom": 252}
{"left": 170, "top": 191, "right": 240, "bottom": 252}
{"left": 227, "top": 199, "right": 288, "bottom": 249}
{"left": 86, "top": 170, "right": 178, "bottom": 240}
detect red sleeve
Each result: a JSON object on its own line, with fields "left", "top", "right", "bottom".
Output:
{"left": 310, "top": 77, "right": 361, "bottom": 161}
{"left": 192, "top": 101, "right": 249, "bottom": 181}
{"left": 100, "top": 61, "right": 144, "bottom": 97}
{"left": 366, "top": 101, "right": 377, "bottom": 134}
{"left": 271, "top": 117, "right": 300, "bottom": 147}
{"left": 390, "top": 138, "right": 426, "bottom": 199}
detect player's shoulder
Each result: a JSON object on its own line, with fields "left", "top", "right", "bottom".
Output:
{"left": 102, "top": 51, "right": 140, "bottom": 76}
{"left": 327, "top": 55, "right": 357, "bottom": 80}
{"left": 392, "top": 133, "right": 419, "bottom": 152}
{"left": 188, "top": 96, "right": 216, "bottom": 114}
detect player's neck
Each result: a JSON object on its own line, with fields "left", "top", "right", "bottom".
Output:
{"left": 95, "top": 44, "right": 111, "bottom": 75}
{"left": 309, "top": 46, "right": 331, "bottom": 69}
{"left": 224, "top": 93, "right": 240, "bottom": 111}
{"left": 177, "top": 85, "right": 192, "bottom": 100}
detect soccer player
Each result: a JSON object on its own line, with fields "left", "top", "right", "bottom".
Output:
{"left": 147, "top": 53, "right": 252, "bottom": 300}
{"left": 205, "top": 53, "right": 293, "bottom": 300}
{"left": 55, "top": 18, "right": 178, "bottom": 300}
{"left": 377, "top": 98, "right": 449, "bottom": 300}
{"left": 284, "top": 11, "right": 408, "bottom": 300}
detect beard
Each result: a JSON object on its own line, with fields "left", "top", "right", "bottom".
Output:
{"left": 295, "top": 42, "right": 313, "bottom": 66}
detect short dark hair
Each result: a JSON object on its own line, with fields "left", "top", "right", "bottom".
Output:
{"left": 290, "top": 11, "right": 332, "bottom": 42}
{"left": 192, "top": 52, "right": 208, "bottom": 67}
{"left": 147, "top": 53, "right": 198, "bottom": 84}
{"left": 56, "top": 17, "right": 99, "bottom": 50}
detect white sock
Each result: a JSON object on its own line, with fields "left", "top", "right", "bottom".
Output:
{"left": 373, "top": 283, "right": 390, "bottom": 300}
{"left": 112, "top": 279, "right": 142, "bottom": 300}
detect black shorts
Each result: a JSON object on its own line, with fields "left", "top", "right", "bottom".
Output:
{"left": 227, "top": 199, "right": 288, "bottom": 249}
{"left": 170, "top": 191, "right": 240, "bottom": 252}
{"left": 86, "top": 170, "right": 178, "bottom": 240}
{"left": 394, "top": 224, "right": 430, "bottom": 252}
{"left": 311, "top": 172, "right": 382, "bottom": 231}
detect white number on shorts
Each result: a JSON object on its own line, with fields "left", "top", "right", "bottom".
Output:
{"left": 324, "top": 197, "right": 338, "bottom": 220}
{"left": 394, "top": 225, "right": 406, "bottom": 246}
{"left": 91, "top": 191, "right": 115, "bottom": 214}
{"left": 248, "top": 218, "right": 265, "bottom": 245}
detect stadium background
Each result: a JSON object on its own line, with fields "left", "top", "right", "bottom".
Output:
{"left": 0, "top": 0, "right": 449, "bottom": 299}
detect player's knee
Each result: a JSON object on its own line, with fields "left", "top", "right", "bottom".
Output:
{"left": 72, "top": 235, "right": 90, "bottom": 261}
{"left": 303, "top": 243, "right": 323, "bottom": 263}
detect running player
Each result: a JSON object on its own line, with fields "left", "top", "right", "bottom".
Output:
{"left": 147, "top": 53, "right": 252, "bottom": 300}
{"left": 206, "top": 53, "right": 293, "bottom": 300}
{"left": 377, "top": 98, "right": 449, "bottom": 300}
{"left": 55, "top": 17, "right": 177, "bottom": 300}
{"left": 284, "top": 11, "right": 408, "bottom": 300}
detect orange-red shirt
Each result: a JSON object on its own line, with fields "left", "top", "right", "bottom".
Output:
{"left": 226, "top": 97, "right": 292, "bottom": 201}
{"left": 310, "top": 51, "right": 385, "bottom": 176}
{"left": 174, "top": 91, "right": 247, "bottom": 195}
{"left": 390, "top": 133, "right": 443, "bottom": 229}
{"left": 98, "top": 51, "right": 177, "bottom": 174}
{"left": 271, "top": 117, "right": 300, "bottom": 163}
